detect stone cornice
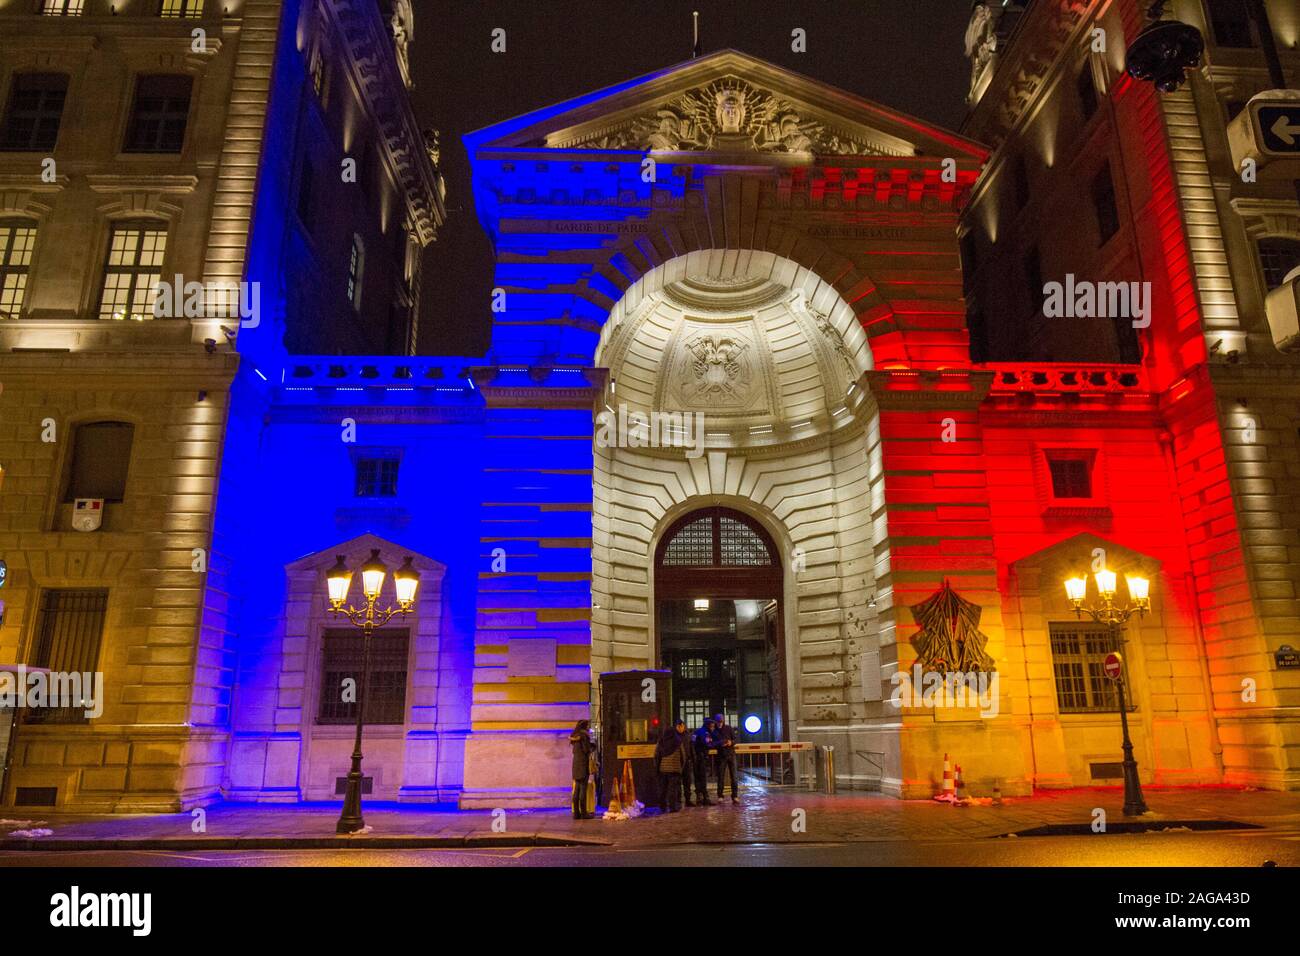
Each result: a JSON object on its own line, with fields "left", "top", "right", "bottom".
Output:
{"left": 961, "top": 0, "right": 1093, "bottom": 150}
{"left": 330, "top": 0, "right": 444, "bottom": 245}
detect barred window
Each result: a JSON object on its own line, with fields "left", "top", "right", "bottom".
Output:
{"left": 719, "top": 515, "right": 770, "bottom": 566}
{"left": 678, "top": 698, "right": 708, "bottom": 729}
{"left": 0, "top": 222, "right": 36, "bottom": 319}
{"left": 355, "top": 457, "right": 398, "bottom": 498}
{"left": 317, "top": 628, "right": 409, "bottom": 725}
{"left": 123, "top": 75, "right": 192, "bottom": 153}
{"left": 64, "top": 421, "right": 134, "bottom": 503}
{"left": 1, "top": 73, "right": 68, "bottom": 151}
{"left": 1258, "top": 238, "right": 1300, "bottom": 291}
{"left": 660, "top": 510, "right": 774, "bottom": 567}
{"left": 159, "top": 0, "right": 204, "bottom": 17}
{"left": 677, "top": 657, "right": 708, "bottom": 680}
{"left": 98, "top": 224, "right": 167, "bottom": 321}
{"left": 1049, "top": 622, "right": 1133, "bottom": 714}
{"left": 27, "top": 589, "right": 108, "bottom": 724}
{"left": 41, "top": 0, "right": 85, "bottom": 14}
{"left": 1047, "top": 457, "right": 1092, "bottom": 499}
{"left": 660, "top": 516, "right": 713, "bottom": 566}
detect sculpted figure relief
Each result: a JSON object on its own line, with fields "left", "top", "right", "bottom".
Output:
{"left": 559, "top": 78, "right": 882, "bottom": 155}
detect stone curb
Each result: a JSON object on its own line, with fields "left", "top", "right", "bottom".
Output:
{"left": 0, "top": 832, "right": 614, "bottom": 852}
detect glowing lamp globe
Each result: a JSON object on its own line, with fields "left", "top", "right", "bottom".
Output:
{"left": 393, "top": 556, "right": 420, "bottom": 608}
{"left": 1126, "top": 574, "right": 1150, "bottom": 606}
{"left": 1064, "top": 577, "right": 1087, "bottom": 605}
{"left": 1095, "top": 569, "right": 1117, "bottom": 600}
{"left": 326, "top": 555, "right": 352, "bottom": 608}
{"left": 360, "top": 549, "right": 388, "bottom": 602}
{"left": 744, "top": 715, "right": 762, "bottom": 734}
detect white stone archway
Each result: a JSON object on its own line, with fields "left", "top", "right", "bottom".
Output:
{"left": 591, "top": 250, "right": 887, "bottom": 776}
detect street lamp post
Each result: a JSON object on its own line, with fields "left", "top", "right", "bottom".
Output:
{"left": 1064, "top": 569, "right": 1152, "bottom": 816}
{"left": 326, "top": 549, "right": 419, "bottom": 834}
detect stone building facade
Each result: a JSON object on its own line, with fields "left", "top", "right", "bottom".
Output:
{"left": 0, "top": 0, "right": 442, "bottom": 811}
{"left": 960, "top": 0, "right": 1299, "bottom": 792}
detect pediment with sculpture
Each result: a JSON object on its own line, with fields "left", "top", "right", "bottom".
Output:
{"left": 545, "top": 76, "right": 903, "bottom": 156}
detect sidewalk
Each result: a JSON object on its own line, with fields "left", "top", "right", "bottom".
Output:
{"left": 4, "top": 785, "right": 1298, "bottom": 851}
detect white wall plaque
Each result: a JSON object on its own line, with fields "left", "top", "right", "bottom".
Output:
{"left": 507, "top": 638, "right": 557, "bottom": 678}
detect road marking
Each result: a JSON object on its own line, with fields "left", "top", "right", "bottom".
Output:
{"left": 512, "top": 848, "right": 533, "bottom": 858}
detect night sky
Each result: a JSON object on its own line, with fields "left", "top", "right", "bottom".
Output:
{"left": 409, "top": 0, "right": 975, "bottom": 357}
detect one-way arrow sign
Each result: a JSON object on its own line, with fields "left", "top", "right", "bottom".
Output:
{"left": 1257, "top": 104, "right": 1300, "bottom": 155}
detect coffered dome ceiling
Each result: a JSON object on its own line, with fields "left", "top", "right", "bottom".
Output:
{"left": 596, "top": 250, "right": 872, "bottom": 449}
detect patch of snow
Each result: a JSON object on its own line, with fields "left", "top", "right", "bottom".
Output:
{"left": 9, "top": 828, "right": 53, "bottom": 838}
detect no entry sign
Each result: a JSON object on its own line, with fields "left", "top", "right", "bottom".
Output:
{"left": 1103, "top": 652, "right": 1123, "bottom": 681}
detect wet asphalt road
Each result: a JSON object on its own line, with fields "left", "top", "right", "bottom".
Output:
{"left": 2, "top": 829, "right": 1298, "bottom": 867}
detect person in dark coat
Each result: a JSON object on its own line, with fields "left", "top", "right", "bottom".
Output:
{"left": 569, "top": 719, "right": 595, "bottom": 819}
{"left": 654, "top": 722, "right": 686, "bottom": 813}
{"left": 713, "top": 713, "right": 739, "bottom": 803}
{"left": 691, "top": 717, "right": 716, "bottom": 806}
{"left": 673, "top": 718, "right": 696, "bottom": 807}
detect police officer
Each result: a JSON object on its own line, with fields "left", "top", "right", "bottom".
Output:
{"left": 713, "top": 712, "right": 739, "bottom": 803}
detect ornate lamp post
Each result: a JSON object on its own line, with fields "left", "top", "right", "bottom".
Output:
{"left": 326, "top": 549, "right": 419, "bottom": 834}
{"left": 1064, "top": 570, "right": 1151, "bottom": 816}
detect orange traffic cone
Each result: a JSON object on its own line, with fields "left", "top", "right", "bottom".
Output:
{"left": 992, "top": 781, "right": 1003, "bottom": 806}
{"left": 622, "top": 760, "right": 637, "bottom": 806}
{"left": 954, "top": 765, "right": 970, "bottom": 805}
{"left": 606, "top": 776, "right": 624, "bottom": 814}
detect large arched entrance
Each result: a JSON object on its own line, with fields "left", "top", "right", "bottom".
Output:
{"left": 654, "top": 507, "right": 785, "bottom": 743}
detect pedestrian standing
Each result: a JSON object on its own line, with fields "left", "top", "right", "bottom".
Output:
{"left": 654, "top": 721, "right": 686, "bottom": 813}
{"left": 713, "top": 712, "right": 739, "bottom": 803}
{"left": 569, "top": 719, "right": 596, "bottom": 819}
{"left": 674, "top": 719, "right": 696, "bottom": 807}
{"left": 692, "top": 717, "right": 716, "bottom": 806}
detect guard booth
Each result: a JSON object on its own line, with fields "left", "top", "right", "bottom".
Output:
{"left": 598, "top": 669, "right": 671, "bottom": 806}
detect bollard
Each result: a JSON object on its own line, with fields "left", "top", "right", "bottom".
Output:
{"left": 824, "top": 745, "right": 836, "bottom": 794}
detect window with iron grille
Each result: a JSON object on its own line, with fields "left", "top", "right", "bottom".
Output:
{"left": 677, "top": 657, "right": 708, "bottom": 680}
{"left": 1, "top": 73, "right": 68, "bottom": 151}
{"left": 317, "top": 628, "right": 409, "bottom": 725}
{"left": 718, "top": 515, "right": 770, "bottom": 566}
{"left": 660, "top": 516, "right": 713, "bottom": 566}
{"left": 27, "top": 589, "right": 108, "bottom": 724}
{"left": 159, "top": 0, "right": 204, "bottom": 17}
{"left": 123, "top": 75, "right": 192, "bottom": 153}
{"left": 1092, "top": 163, "right": 1120, "bottom": 245}
{"left": 1049, "top": 622, "right": 1134, "bottom": 714}
{"left": 355, "top": 457, "right": 398, "bottom": 497}
{"left": 678, "top": 698, "right": 708, "bottom": 729}
{"left": 1207, "top": 0, "right": 1255, "bottom": 48}
{"left": 1047, "top": 456, "right": 1092, "bottom": 499}
{"left": 0, "top": 221, "right": 36, "bottom": 319}
{"left": 64, "top": 421, "right": 134, "bottom": 503}
{"left": 97, "top": 224, "right": 167, "bottom": 320}
{"left": 41, "top": 0, "right": 85, "bottom": 14}
{"left": 1258, "top": 238, "right": 1300, "bottom": 290}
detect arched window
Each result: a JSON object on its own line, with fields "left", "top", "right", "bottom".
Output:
{"left": 657, "top": 508, "right": 775, "bottom": 568}
{"left": 348, "top": 234, "right": 365, "bottom": 311}
{"left": 1258, "top": 237, "right": 1300, "bottom": 291}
